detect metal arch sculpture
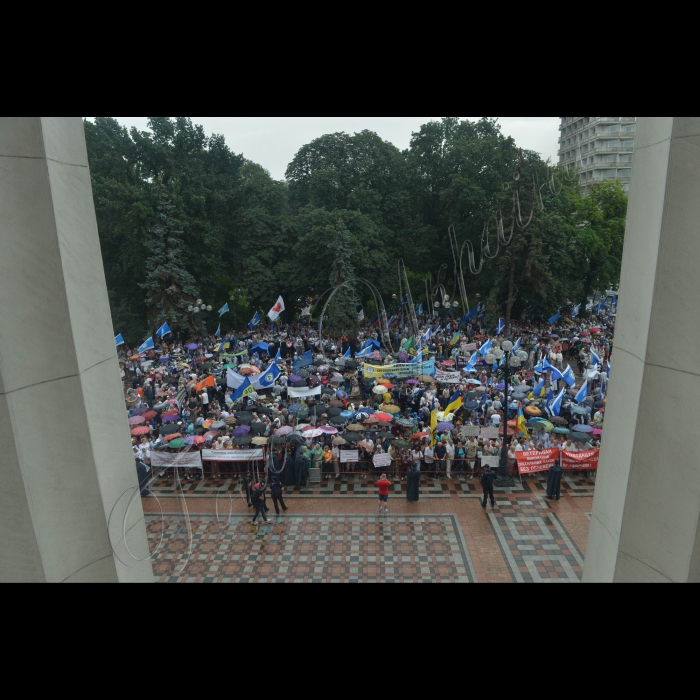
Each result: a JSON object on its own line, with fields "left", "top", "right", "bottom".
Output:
{"left": 311, "top": 278, "right": 397, "bottom": 357}
{"left": 398, "top": 259, "right": 420, "bottom": 339}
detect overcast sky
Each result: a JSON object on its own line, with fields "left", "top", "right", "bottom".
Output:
{"left": 86, "top": 117, "right": 560, "bottom": 180}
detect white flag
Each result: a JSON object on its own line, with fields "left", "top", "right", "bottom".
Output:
{"left": 268, "top": 296, "right": 286, "bottom": 322}
{"left": 358, "top": 310, "right": 365, "bottom": 322}
{"left": 301, "top": 306, "right": 312, "bottom": 317}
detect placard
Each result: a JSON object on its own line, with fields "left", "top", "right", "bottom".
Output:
{"left": 288, "top": 386, "right": 323, "bottom": 399}
{"left": 363, "top": 359, "right": 436, "bottom": 380}
{"left": 481, "top": 456, "right": 501, "bottom": 471}
{"left": 150, "top": 452, "right": 203, "bottom": 469}
{"left": 562, "top": 449, "right": 599, "bottom": 471}
{"left": 201, "top": 449, "right": 264, "bottom": 462}
{"left": 463, "top": 344, "right": 477, "bottom": 352}
{"left": 340, "top": 450, "right": 360, "bottom": 464}
{"left": 480, "top": 428, "right": 502, "bottom": 441}
{"left": 373, "top": 453, "right": 392, "bottom": 469}
{"left": 461, "top": 426, "right": 482, "bottom": 438}
{"left": 435, "top": 370, "right": 462, "bottom": 384}
{"left": 516, "top": 448, "right": 559, "bottom": 475}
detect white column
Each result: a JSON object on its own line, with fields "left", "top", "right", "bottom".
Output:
{"left": 0, "top": 117, "right": 153, "bottom": 583}
{"left": 584, "top": 117, "right": 700, "bottom": 583}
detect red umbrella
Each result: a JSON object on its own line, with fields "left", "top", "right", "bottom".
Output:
{"left": 128, "top": 416, "right": 146, "bottom": 426}
{"left": 412, "top": 432, "right": 430, "bottom": 440}
{"left": 163, "top": 433, "right": 183, "bottom": 443}
{"left": 204, "top": 431, "right": 220, "bottom": 439}
{"left": 443, "top": 360, "right": 455, "bottom": 367}
{"left": 131, "top": 427, "right": 151, "bottom": 437}
{"left": 375, "top": 413, "right": 393, "bottom": 423}
{"left": 162, "top": 410, "right": 179, "bottom": 419}
{"left": 143, "top": 411, "right": 158, "bottom": 420}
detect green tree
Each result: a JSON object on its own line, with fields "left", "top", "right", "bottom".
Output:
{"left": 141, "top": 197, "right": 200, "bottom": 333}
{"left": 325, "top": 221, "right": 361, "bottom": 337}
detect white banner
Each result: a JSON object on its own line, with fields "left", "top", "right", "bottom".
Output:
{"left": 481, "top": 456, "right": 501, "bottom": 471}
{"left": 201, "top": 449, "right": 264, "bottom": 462}
{"left": 435, "top": 370, "right": 462, "bottom": 384}
{"left": 288, "top": 386, "right": 323, "bottom": 399}
{"left": 227, "top": 365, "right": 279, "bottom": 391}
{"left": 362, "top": 358, "right": 436, "bottom": 379}
{"left": 150, "top": 452, "right": 203, "bottom": 469}
{"left": 373, "top": 453, "right": 392, "bottom": 469}
{"left": 340, "top": 450, "right": 360, "bottom": 464}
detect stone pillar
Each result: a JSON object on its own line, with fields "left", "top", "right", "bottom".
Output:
{"left": 0, "top": 117, "right": 153, "bottom": 583}
{"left": 584, "top": 117, "right": 700, "bottom": 583}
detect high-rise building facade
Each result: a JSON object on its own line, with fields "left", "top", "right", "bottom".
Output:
{"left": 558, "top": 117, "right": 637, "bottom": 192}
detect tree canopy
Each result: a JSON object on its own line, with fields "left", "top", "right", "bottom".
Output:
{"left": 85, "top": 116, "right": 628, "bottom": 344}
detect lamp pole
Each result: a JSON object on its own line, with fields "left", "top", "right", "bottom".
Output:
{"left": 485, "top": 340, "right": 530, "bottom": 488}
{"left": 188, "top": 300, "right": 212, "bottom": 339}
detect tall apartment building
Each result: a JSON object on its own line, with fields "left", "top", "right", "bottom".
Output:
{"left": 558, "top": 117, "right": 637, "bottom": 192}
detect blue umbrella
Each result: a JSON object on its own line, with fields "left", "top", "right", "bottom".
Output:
{"left": 336, "top": 390, "right": 348, "bottom": 399}
{"left": 340, "top": 411, "right": 355, "bottom": 420}
{"left": 288, "top": 404, "right": 302, "bottom": 414}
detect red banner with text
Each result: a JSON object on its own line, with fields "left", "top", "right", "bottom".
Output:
{"left": 516, "top": 449, "right": 559, "bottom": 475}
{"left": 561, "top": 450, "right": 599, "bottom": 471}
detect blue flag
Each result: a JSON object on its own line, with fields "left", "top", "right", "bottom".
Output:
{"left": 248, "top": 312, "right": 261, "bottom": 332}
{"left": 497, "top": 319, "right": 505, "bottom": 336}
{"left": 547, "top": 388, "right": 554, "bottom": 404}
{"left": 293, "top": 350, "right": 314, "bottom": 374}
{"left": 274, "top": 348, "right": 282, "bottom": 364}
{"left": 575, "top": 381, "right": 588, "bottom": 404}
{"left": 513, "top": 338, "right": 522, "bottom": 354}
{"left": 115, "top": 334, "right": 125, "bottom": 347}
{"left": 342, "top": 348, "right": 352, "bottom": 359}
{"left": 156, "top": 323, "right": 172, "bottom": 339}
{"left": 422, "top": 328, "right": 433, "bottom": 344}
{"left": 467, "top": 353, "right": 478, "bottom": 371}
{"left": 548, "top": 388, "right": 566, "bottom": 417}
{"left": 230, "top": 378, "right": 255, "bottom": 404}
{"left": 138, "top": 337, "right": 155, "bottom": 354}
{"left": 590, "top": 350, "right": 602, "bottom": 369}
{"left": 561, "top": 365, "right": 576, "bottom": 388}
{"left": 215, "top": 325, "right": 221, "bottom": 338}
{"left": 548, "top": 312, "right": 561, "bottom": 326}
{"left": 417, "top": 304, "right": 423, "bottom": 316}
{"left": 411, "top": 350, "right": 424, "bottom": 365}
{"left": 532, "top": 379, "right": 546, "bottom": 398}
{"left": 479, "top": 339, "right": 493, "bottom": 357}
{"left": 572, "top": 304, "right": 581, "bottom": 318}
{"left": 257, "top": 363, "right": 281, "bottom": 389}
{"left": 219, "top": 303, "right": 230, "bottom": 317}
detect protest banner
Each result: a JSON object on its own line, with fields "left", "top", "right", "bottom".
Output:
{"left": 201, "top": 449, "right": 264, "bottom": 462}
{"left": 480, "top": 428, "right": 502, "bottom": 441}
{"left": 463, "top": 343, "right": 477, "bottom": 352}
{"left": 456, "top": 356, "right": 471, "bottom": 370}
{"left": 288, "top": 386, "right": 323, "bottom": 399}
{"left": 562, "top": 450, "right": 599, "bottom": 471}
{"left": 435, "top": 370, "right": 462, "bottom": 384}
{"left": 373, "top": 453, "right": 392, "bottom": 469}
{"left": 363, "top": 359, "right": 436, "bottom": 380}
{"left": 341, "top": 451, "right": 360, "bottom": 464}
{"left": 516, "top": 448, "right": 559, "bottom": 475}
{"left": 150, "top": 452, "right": 203, "bottom": 469}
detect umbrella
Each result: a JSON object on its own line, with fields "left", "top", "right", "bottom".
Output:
{"left": 290, "top": 375, "right": 303, "bottom": 383}
{"left": 465, "top": 401, "right": 479, "bottom": 411}
{"left": 392, "top": 440, "right": 410, "bottom": 449}
{"left": 569, "top": 433, "right": 591, "bottom": 444}
{"left": 234, "top": 426, "right": 251, "bottom": 437}
{"left": 330, "top": 376, "right": 345, "bottom": 385}
{"left": 576, "top": 425, "right": 595, "bottom": 434}
{"left": 333, "top": 437, "right": 348, "bottom": 447}
{"left": 341, "top": 433, "right": 361, "bottom": 443}
{"left": 377, "top": 378, "right": 392, "bottom": 386}
{"left": 162, "top": 414, "right": 180, "bottom": 424}
{"left": 593, "top": 429, "right": 603, "bottom": 436}
{"left": 234, "top": 437, "right": 253, "bottom": 446}
{"left": 131, "top": 427, "right": 151, "bottom": 437}
{"left": 380, "top": 405, "right": 401, "bottom": 415}
{"left": 466, "top": 379, "right": 482, "bottom": 386}
{"left": 168, "top": 439, "right": 186, "bottom": 449}
{"left": 329, "top": 400, "right": 344, "bottom": 408}
{"left": 250, "top": 423, "right": 267, "bottom": 435}
{"left": 412, "top": 432, "right": 431, "bottom": 440}
{"left": 187, "top": 344, "right": 199, "bottom": 351}
{"left": 271, "top": 437, "right": 287, "bottom": 445}
{"left": 359, "top": 442, "right": 375, "bottom": 452}
{"left": 204, "top": 430, "right": 220, "bottom": 439}
{"left": 355, "top": 412, "right": 372, "bottom": 421}
{"left": 551, "top": 417, "right": 568, "bottom": 426}
{"left": 163, "top": 433, "right": 184, "bottom": 443}
{"left": 318, "top": 426, "right": 339, "bottom": 435}
{"left": 292, "top": 381, "right": 306, "bottom": 388}
{"left": 553, "top": 428, "right": 570, "bottom": 435}
{"left": 375, "top": 413, "right": 394, "bottom": 422}
{"left": 406, "top": 380, "right": 419, "bottom": 386}
{"left": 347, "top": 424, "right": 366, "bottom": 432}
{"left": 252, "top": 437, "right": 269, "bottom": 446}
{"left": 288, "top": 434, "right": 307, "bottom": 446}
{"left": 288, "top": 404, "right": 303, "bottom": 414}
{"left": 437, "top": 423, "right": 454, "bottom": 432}
{"left": 571, "top": 406, "right": 590, "bottom": 416}
{"left": 326, "top": 408, "right": 343, "bottom": 418}
{"left": 143, "top": 411, "right": 158, "bottom": 421}
{"left": 330, "top": 417, "right": 347, "bottom": 426}
{"left": 524, "top": 407, "right": 542, "bottom": 417}
{"left": 378, "top": 432, "right": 394, "bottom": 440}
{"left": 420, "top": 375, "right": 435, "bottom": 383}
{"left": 159, "top": 424, "right": 180, "bottom": 436}
{"left": 364, "top": 417, "right": 381, "bottom": 425}
{"left": 345, "top": 361, "right": 359, "bottom": 370}
{"left": 322, "top": 387, "right": 336, "bottom": 396}
{"left": 394, "top": 418, "right": 414, "bottom": 429}
{"left": 305, "top": 430, "right": 324, "bottom": 439}
{"left": 373, "top": 386, "right": 388, "bottom": 395}
{"left": 276, "top": 427, "right": 293, "bottom": 436}
{"left": 340, "top": 411, "right": 355, "bottom": 420}
{"left": 297, "top": 371, "right": 309, "bottom": 379}
{"left": 132, "top": 408, "right": 149, "bottom": 416}
{"left": 128, "top": 416, "right": 146, "bottom": 426}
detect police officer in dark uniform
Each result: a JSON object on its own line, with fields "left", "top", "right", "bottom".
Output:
{"left": 251, "top": 482, "right": 270, "bottom": 525}
{"left": 480, "top": 463, "right": 497, "bottom": 510}
{"left": 270, "top": 477, "right": 289, "bottom": 516}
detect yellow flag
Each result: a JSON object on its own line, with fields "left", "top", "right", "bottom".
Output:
{"left": 431, "top": 409, "right": 438, "bottom": 447}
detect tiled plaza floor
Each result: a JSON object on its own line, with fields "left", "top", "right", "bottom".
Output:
{"left": 142, "top": 474, "right": 593, "bottom": 584}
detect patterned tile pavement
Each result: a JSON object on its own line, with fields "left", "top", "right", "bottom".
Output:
{"left": 487, "top": 499, "right": 586, "bottom": 583}
{"left": 148, "top": 514, "right": 477, "bottom": 584}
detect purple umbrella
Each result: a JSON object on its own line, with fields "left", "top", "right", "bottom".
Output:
{"left": 575, "top": 425, "right": 595, "bottom": 433}
{"left": 276, "top": 427, "right": 293, "bottom": 436}
{"left": 290, "top": 375, "right": 303, "bottom": 383}
{"left": 437, "top": 422, "right": 455, "bottom": 432}
{"left": 132, "top": 408, "right": 148, "bottom": 416}
{"left": 162, "top": 415, "right": 179, "bottom": 423}
{"left": 234, "top": 426, "right": 251, "bottom": 437}
{"left": 159, "top": 356, "right": 170, "bottom": 363}
{"left": 308, "top": 376, "right": 321, "bottom": 387}
{"left": 497, "top": 383, "right": 506, "bottom": 391}
{"left": 406, "top": 380, "right": 419, "bottom": 385}
{"left": 183, "top": 436, "right": 197, "bottom": 446}
{"left": 128, "top": 416, "right": 146, "bottom": 426}
{"left": 319, "top": 426, "right": 338, "bottom": 435}
{"left": 187, "top": 343, "right": 199, "bottom": 351}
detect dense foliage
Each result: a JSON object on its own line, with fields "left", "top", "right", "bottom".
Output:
{"left": 85, "top": 117, "right": 628, "bottom": 343}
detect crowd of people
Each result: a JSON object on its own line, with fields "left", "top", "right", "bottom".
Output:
{"left": 124, "top": 303, "right": 615, "bottom": 504}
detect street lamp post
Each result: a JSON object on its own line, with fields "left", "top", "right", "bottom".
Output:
{"left": 485, "top": 340, "right": 530, "bottom": 488}
{"left": 187, "top": 299, "right": 212, "bottom": 338}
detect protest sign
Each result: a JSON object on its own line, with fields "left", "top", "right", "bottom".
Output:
{"left": 481, "top": 456, "right": 501, "bottom": 471}
{"left": 201, "top": 449, "right": 264, "bottom": 462}
{"left": 435, "top": 370, "right": 462, "bottom": 384}
{"left": 288, "top": 386, "right": 323, "bottom": 399}
{"left": 373, "top": 453, "right": 392, "bottom": 469}
{"left": 363, "top": 359, "right": 436, "bottom": 380}
{"left": 341, "top": 451, "right": 360, "bottom": 464}
{"left": 516, "top": 448, "right": 559, "bottom": 475}
{"left": 461, "top": 426, "right": 481, "bottom": 439}
{"left": 150, "top": 452, "right": 203, "bottom": 469}
{"left": 480, "top": 428, "right": 502, "bottom": 441}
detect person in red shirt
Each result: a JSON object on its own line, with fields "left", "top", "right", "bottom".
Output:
{"left": 376, "top": 474, "right": 391, "bottom": 516}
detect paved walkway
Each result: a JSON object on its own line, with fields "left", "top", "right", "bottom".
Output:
{"left": 142, "top": 474, "right": 593, "bottom": 584}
